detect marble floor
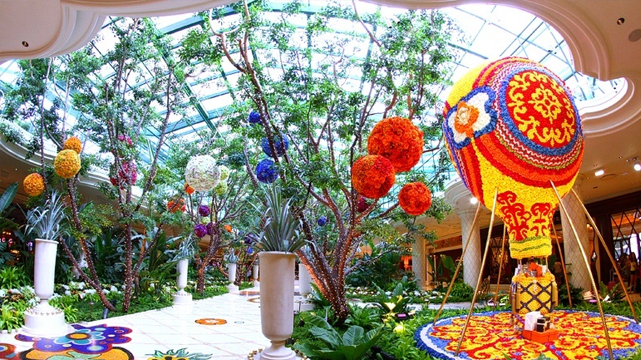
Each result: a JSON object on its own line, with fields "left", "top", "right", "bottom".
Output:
{"left": 0, "top": 287, "right": 294, "bottom": 360}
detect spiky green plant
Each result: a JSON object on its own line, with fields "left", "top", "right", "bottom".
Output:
{"left": 25, "top": 190, "right": 67, "bottom": 240}
{"left": 256, "top": 185, "right": 305, "bottom": 253}
{"left": 147, "top": 348, "right": 212, "bottom": 360}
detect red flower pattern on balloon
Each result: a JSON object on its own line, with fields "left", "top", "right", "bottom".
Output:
{"left": 367, "top": 117, "right": 424, "bottom": 173}
{"left": 398, "top": 182, "right": 432, "bottom": 215}
{"left": 351, "top": 155, "right": 395, "bottom": 199}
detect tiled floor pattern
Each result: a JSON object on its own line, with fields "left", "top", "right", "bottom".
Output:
{"left": 0, "top": 288, "right": 277, "bottom": 359}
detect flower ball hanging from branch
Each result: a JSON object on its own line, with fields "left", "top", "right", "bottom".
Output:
{"left": 63, "top": 136, "right": 82, "bottom": 154}
{"left": 23, "top": 173, "right": 45, "bottom": 197}
{"left": 185, "top": 155, "right": 220, "bottom": 192}
{"left": 367, "top": 117, "right": 424, "bottom": 173}
{"left": 398, "top": 182, "right": 432, "bottom": 216}
{"left": 351, "top": 155, "right": 396, "bottom": 199}
{"left": 261, "top": 135, "right": 289, "bottom": 158}
{"left": 248, "top": 111, "right": 261, "bottom": 124}
{"left": 256, "top": 158, "right": 279, "bottom": 183}
{"left": 54, "top": 149, "right": 81, "bottom": 179}
{"left": 110, "top": 160, "right": 137, "bottom": 188}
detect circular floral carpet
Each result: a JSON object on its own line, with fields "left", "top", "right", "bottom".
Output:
{"left": 416, "top": 310, "right": 641, "bottom": 359}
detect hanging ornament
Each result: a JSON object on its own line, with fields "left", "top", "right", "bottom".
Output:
{"left": 367, "top": 117, "right": 424, "bottom": 173}
{"left": 398, "top": 182, "right": 432, "bottom": 216}
{"left": 256, "top": 159, "right": 279, "bottom": 183}
{"left": 351, "top": 155, "right": 395, "bottom": 199}
{"left": 63, "top": 136, "right": 82, "bottom": 154}
{"left": 261, "top": 135, "right": 289, "bottom": 158}
{"left": 185, "top": 155, "right": 220, "bottom": 192}
{"left": 23, "top": 173, "right": 45, "bottom": 197}
{"left": 54, "top": 149, "right": 81, "bottom": 179}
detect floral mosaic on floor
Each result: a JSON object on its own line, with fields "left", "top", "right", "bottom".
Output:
{"left": 416, "top": 310, "right": 641, "bottom": 359}
{"left": 0, "top": 325, "right": 211, "bottom": 360}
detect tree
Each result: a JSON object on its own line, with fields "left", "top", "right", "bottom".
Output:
{"left": 179, "top": 0, "right": 458, "bottom": 322}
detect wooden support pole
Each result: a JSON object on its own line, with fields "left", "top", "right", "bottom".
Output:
{"left": 455, "top": 189, "right": 499, "bottom": 356}
{"left": 492, "top": 225, "right": 508, "bottom": 306}
{"left": 432, "top": 201, "right": 482, "bottom": 325}
{"left": 552, "top": 182, "right": 613, "bottom": 360}
{"left": 570, "top": 188, "right": 638, "bottom": 323}
{"left": 551, "top": 224, "right": 573, "bottom": 308}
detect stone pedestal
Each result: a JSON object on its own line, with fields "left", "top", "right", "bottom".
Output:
{"left": 173, "top": 258, "right": 192, "bottom": 305}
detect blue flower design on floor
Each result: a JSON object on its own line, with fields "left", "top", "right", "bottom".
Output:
{"left": 15, "top": 324, "right": 132, "bottom": 354}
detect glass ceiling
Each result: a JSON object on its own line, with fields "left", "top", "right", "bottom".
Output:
{"left": 0, "top": 1, "right": 622, "bottom": 174}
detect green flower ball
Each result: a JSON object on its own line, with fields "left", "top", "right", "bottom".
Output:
{"left": 214, "top": 181, "right": 228, "bottom": 196}
{"left": 219, "top": 165, "right": 230, "bottom": 181}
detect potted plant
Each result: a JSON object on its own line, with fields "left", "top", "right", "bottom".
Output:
{"left": 22, "top": 190, "right": 71, "bottom": 337}
{"left": 255, "top": 185, "right": 305, "bottom": 360}
{"left": 173, "top": 234, "right": 196, "bottom": 305}
{"left": 224, "top": 249, "right": 239, "bottom": 292}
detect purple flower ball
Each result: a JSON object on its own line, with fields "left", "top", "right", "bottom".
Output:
{"left": 198, "top": 205, "right": 211, "bottom": 217}
{"left": 206, "top": 222, "right": 214, "bottom": 235}
{"left": 317, "top": 216, "right": 327, "bottom": 227}
{"left": 194, "top": 224, "right": 208, "bottom": 238}
{"left": 256, "top": 159, "right": 278, "bottom": 183}
{"left": 248, "top": 111, "right": 261, "bottom": 124}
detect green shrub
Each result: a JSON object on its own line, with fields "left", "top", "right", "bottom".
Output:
{"left": 293, "top": 312, "right": 383, "bottom": 360}
{"left": 0, "top": 266, "right": 30, "bottom": 289}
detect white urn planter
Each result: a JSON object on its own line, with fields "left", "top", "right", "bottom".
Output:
{"left": 22, "top": 239, "right": 70, "bottom": 337}
{"left": 253, "top": 263, "right": 260, "bottom": 287}
{"left": 298, "top": 264, "right": 312, "bottom": 296}
{"left": 173, "top": 258, "right": 192, "bottom": 305}
{"left": 227, "top": 263, "right": 239, "bottom": 292}
{"left": 258, "top": 252, "right": 296, "bottom": 360}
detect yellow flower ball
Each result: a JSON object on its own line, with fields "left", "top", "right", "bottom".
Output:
{"left": 63, "top": 136, "right": 82, "bottom": 154}
{"left": 54, "top": 149, "right": 81, "bottom": 179}
{"left": 23, "top": 173, "right": 45, "bottom": 197}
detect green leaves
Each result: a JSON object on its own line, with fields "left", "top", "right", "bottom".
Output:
{"left": 255, "top": 185, "right": 305, "bottom": 252}
{"left": 294, "top": 313, "right": 383, "bottom": 360}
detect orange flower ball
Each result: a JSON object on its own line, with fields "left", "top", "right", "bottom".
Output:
{"left": 398, "top": 182, "right": 432, "bottom": 215}
{"left": 54, "top": 149, "right": 81, "bottom": 179}
{"left": 63, "top": 136, "right": 82, "bottom": 154}
{"left": 351, "top": 155, "right": 395, "bottom": 199}
{"left": 367, "top": 117, "right": 424, "bottom": 173}
{"left": 167, "top": 198, "right": 186, "bottom": 213}
{"left": 23, "top": 173, "right": 45, "bottom": 197}
{"left": 184, "top": 182, "right": 195, "bottom": 195}
{"left": 224, "top": 224, "right": 233, "bottom": 233}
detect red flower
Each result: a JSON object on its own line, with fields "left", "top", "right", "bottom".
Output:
{"left": 367, "top": 117, "right": 424, "bottom": 173}
{"left": 351, "top": 155, "right": 395, "bottom": 199}
{"left": 398, "top": 182, "right": 432, "bottom": 215}
{"left": 167, "top": 198, "right": 186, "bottom": 213}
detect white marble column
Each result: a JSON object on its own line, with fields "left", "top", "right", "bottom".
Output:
{"left": 457, "top": 208, "right": 482, "bottom": 287}
{"left": 561, "top": 184, "right": 591, "bottom": 291}
{"left": 412, "top": 236, "right": 426, "bottom": 289}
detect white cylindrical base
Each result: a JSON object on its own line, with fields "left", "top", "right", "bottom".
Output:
{"left": 173, "top": 290, "right": 193, "bottom": 305}
{"left": 253, "top": 264, "right": 260, "bottom": 285}
{"left": 228, "top": 263, "right": 237, "bottom": 284}
{"left": 298, "top": 264, "right": 312, "bottom": 296}
{"left": 259, "top": 252, "right": 296, "bottom": 360}
{"left": 22, "top": 300, "right": 71, "bottom": 338}
{"left": 34, "top": 239, "right": 58, "bottom": 300}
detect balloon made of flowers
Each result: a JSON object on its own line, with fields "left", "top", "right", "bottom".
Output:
{"left": 185, "top": 155, "right": 220, "bottom": 192}
{"left": 398, "top": 182, "right": 432, "bottom": 216}
{"left": 261, "top": 135, "right": 289, "bottom": 158}
{"left": 256, "top": 158, "right": 279, "bottom": 183}
{"left": 442, "top": 57, "right": 584, "bottom": 259}
{"left": 23, "top": 173, "right": 45, "bottom": 197}
{"left": 367, "top": 117, "right": 424, "bottom": 173}
{"left": 54, "top": 149, "right": 82, "bottom": 179}
{"left": 63, "top": 136, "right": 82, "bottom": 154}
{"left": 351, "top": 155, "right": 395, "bottom": 199}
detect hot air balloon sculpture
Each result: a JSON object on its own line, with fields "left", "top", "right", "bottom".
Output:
{"left": 442, "top": 57, "right": 584, "bottom": 317}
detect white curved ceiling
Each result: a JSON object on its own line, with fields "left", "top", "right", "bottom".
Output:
{"left": 1, "top": 0, "right": 640, "bottom": 207}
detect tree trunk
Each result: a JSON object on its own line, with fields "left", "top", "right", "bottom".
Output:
{"left": 196, "top": 264, "right": 206, "bottom": 293}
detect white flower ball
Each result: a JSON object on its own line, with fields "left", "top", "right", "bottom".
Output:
{"left": 185, "top": 155, "right": 220, "bottom": 192}
{"left": 219, "top": 165, "right": 230, "bottom": 181}
{"left": 214, "top": 181, "right": 228, "bottom": 196}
